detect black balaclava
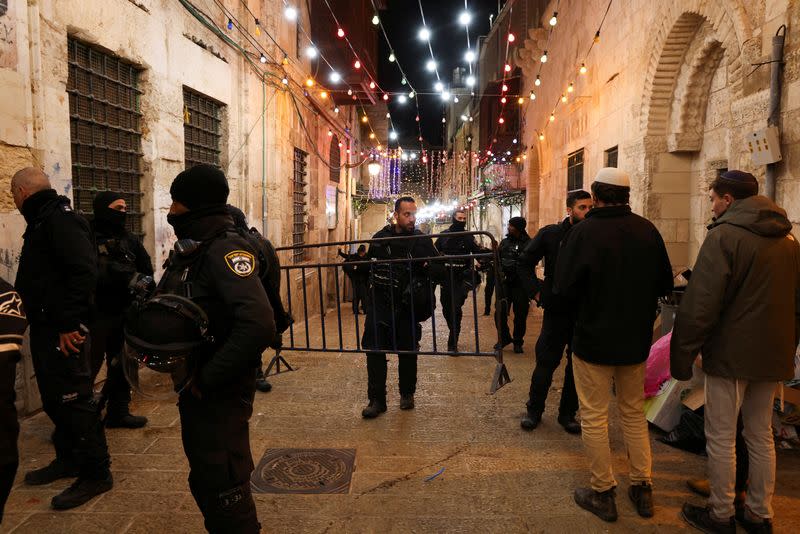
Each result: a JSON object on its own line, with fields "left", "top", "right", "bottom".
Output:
{"left": 451, "top": 213, "right": 467, "bottom": 232}
{"left": 167, "top": 165, "right": 230, "bottom": 240}
{"left": 93, "top": 190, "right": 127, "bottom": 234}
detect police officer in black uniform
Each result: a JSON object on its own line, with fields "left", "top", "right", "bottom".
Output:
{"left": 361, "top": 196, "right": 439, "bottom": 418}
{"left": 520, "top": 190, "right": 592, "bottom": 433}
{"left": 11, "top": 167, "right": 112, "bottom": 510}
{"left": 0, "top": 277, "right": 26, "bottom": 524}
{"left": 435, "top": 208, "right": 485, "bottom": 353}
{"left": 159, "top": 165, "right": 275, "bottom": 533}
{"left": 90, "top": 191, "right": 152, "bottom": 428}
{"left": 339, "top": 245, "right": 369, "bottom": 314}
{"left": 496, "top": 216, "right": 534, "bottom": 353}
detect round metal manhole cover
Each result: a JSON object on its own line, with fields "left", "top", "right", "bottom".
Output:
{"left": 251, "top": 448, "right": 356, "bottom": 494}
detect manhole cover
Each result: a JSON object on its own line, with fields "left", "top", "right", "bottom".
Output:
{"left": 251, "top": 448, "right": 356, "bottom": 494}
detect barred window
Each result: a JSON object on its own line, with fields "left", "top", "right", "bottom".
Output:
{"left": 67, "top": 38, "right": 143, "bottom": 235}
{"left": 605, "top": 145, "right": 618, "bottom": 168}
{"left": 567, "top": 149, "right": 584, "bottom": 191}
{"left": 292, "top": 148, "right": 308, "bottom": 263}
{"left": 329, "top": 135, "right": 340, "bottom": 183}
{"left": 183, "top": 87, "right": 223, "bottom": 169}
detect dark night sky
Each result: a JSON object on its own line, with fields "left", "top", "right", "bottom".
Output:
{"left": 378, "top": 0, "right": 505, "bottom": 148}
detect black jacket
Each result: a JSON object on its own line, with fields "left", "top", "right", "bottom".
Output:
{"left": 339, "top": 250, "right": 369, "bottom": 281}
{"left": 522, "top": 217, "right": 573, "bottom": 309}
{"left": 157, "top": 209, "right": 275, "bottom": 394}
{"left": 555, "top": 205, "right": 673, "bottom": 366}
{"left": 92, "top": 221, "right": 153, "bottom": 315}
{"left": 15, "top": 190, "right": 97, "bottom": 332}
{"left": 0, "top": 277, "right": 26, "bottom": 466}
{"left": 498, "top": 231, "right": 535, "bottom": 295}
{"left": 435, "top": 223, "right": 484, "bottom": 261}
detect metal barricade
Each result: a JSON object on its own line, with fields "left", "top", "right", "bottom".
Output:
{"left": 268, "top": 231, "right": 511, "bottom": 394}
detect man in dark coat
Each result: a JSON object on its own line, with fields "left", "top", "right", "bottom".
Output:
{"left": 90, "top": 191, "right": 152, "bottom": 428}
{"left": 0, "top": 277, "right": 27, "bottom": 524}
{"left": 496, "top": 216, "right": 534, "bottom": 353}
{"left": 555, "top": 168, "right": 673, "bottom": 523}
{"left": 435, "top": 209, "right": 486, "bottom": 353}
{"left": 520, "top": 190, "right": 592, "bottom": 434}
{"left": 339, "top": 245, "right": 369, "bottom": 314}
{"left": 671, "top": 171, "right": 800, "bottom": 533}
{"left": 361, "top": 197, "right": 439, "bottom": 418}
{"left": 11, "top": 167, "right": 111, "bottom": 510}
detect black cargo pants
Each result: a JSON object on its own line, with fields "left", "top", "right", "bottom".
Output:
{"left": 527, "top": 308, "right": 578, "bottom": 419}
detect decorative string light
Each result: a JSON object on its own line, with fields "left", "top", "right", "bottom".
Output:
{"left": 507, "top": 33, "right": 515, "bottom": 43}
{"left": 549, "top": 113, "right": 555, "bottom": 122}
{"left": 418, "top": 27, "right": 430, "bottom": 41}
{"left": 354, "top": 60, "right": 361, "bottom": 69}
{"left": 540, "top": 50, "right": 548, "bottom": 63}
{"left": 549, "top": 12, "right": 558, "bottom": 26}
{"left": 426, "top": 60, "right": 437, "bottom": 72}
{"left": 337, "top": 27, "right": 345, "bottom": 38}
{"left": 459, "top": 11, "right": 471, "bottom": 25}
{"left": 535, "top": 75, "right": 541, "bottom": 86}
{"left": 372, "top": 14, "right": 380, "bottom": 25}
{"left": 580, "top": 63, "right": 587, "bottom": 74}
{"left": 529, "top": 91, "right": 536, "bottom": 100}
{"left": 284, "top": 6, "right": 297, "bottom": 21}
{"left": 388, "top": 53, "right": 396, "bottom": 62}
{"left": 567, "top": 82, "right": 574, "bottom": 93}
{"left": 260, "top": 54, "right": 267, "bottom": 64}
{"left": 561, "top": 94, "right": 567, "bottom": 103}
{"left": 227, "top": 18, "right": 234, "bottom": 30}
{"left": 254, "top": 19, "right": 261, "bottom": 36}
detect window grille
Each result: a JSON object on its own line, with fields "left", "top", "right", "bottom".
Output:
{"left": 67, "top": 38, "right": 144, "bottom": 235}
{"left": 605, "top": 145, "right": 619, "bottom": 168}
{"left": 567, "top": 149, "right": 584, "bottom": 191}
{"left": 292, "top": 148, "right": 308, "bottom": 263}
{"left": 183, "top": 87, "right": 223, "bottom": 169}
{"left": 329, "top": 135, "right": 341, "bottom": 183}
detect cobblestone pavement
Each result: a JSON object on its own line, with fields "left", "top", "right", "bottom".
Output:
{"left": 3, "top": 298, "right": 800, "bottom": 533}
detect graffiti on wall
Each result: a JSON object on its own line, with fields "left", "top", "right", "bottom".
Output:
{"left": 0, "top": 0, "right": 18, "bottom": 70}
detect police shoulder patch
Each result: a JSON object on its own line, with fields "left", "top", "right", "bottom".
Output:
{"left": 224, "top": 250, "right": 255, "bottom": 277}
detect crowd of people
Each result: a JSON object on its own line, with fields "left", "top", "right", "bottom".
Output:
{"left": 1, "top": 163, "right": 797, "bottom": 533}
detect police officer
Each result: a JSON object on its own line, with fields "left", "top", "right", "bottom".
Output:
{"left": 0, "top": 277, "right": 26, "bottom": 524}
{"left": 520, "top": 190, "right": 592, "bottom": 433}
{"left": 361, "top": 196, "right": 439, "bottom": 418}
{"left": 11, "top": 167, "right": 112, "bottom": 510}
{"left": 90, "top": 191, "right": 152, "bottom": 428}
{"left": 339, "top": 245, "right": 369, "bottom": 314}
{"left": 496, "top": 216, "right": 533, "bottom": 353}
{"left": 435, "top": 208, "right": 485, "bottom": 353}
{"left": 160, "top": 165, "right": 275, "bottom": 533}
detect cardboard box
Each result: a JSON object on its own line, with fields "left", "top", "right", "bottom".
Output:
{"left": 645, "top": 368, "right": 705, "bottom": 432}
{"left": 783, "top": 384, "right": 800, "bottom": 407}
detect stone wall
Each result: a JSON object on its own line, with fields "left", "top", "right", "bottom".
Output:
{"left": 518, "top": 0, "right": 800, "bottom": 268}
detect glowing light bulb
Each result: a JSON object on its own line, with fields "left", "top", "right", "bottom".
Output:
{"left": 327, "top": 130, "right": 332, "bottom": 137}
{"left": 465, "top": 50, "right": 475, "bottom": 63}
{"left": 459, "top": 11, "right": 471, "bottom": 25}
{"left": 361, "top": 115, "right": 368, "bottom": 123}
{"left": 434, "top": 81, "right": 444, "bottom": 92}
{"left": 334, "top": 107, "right": 340, "bottom": 114}
{"left": 549, "top": 12, "right": 558, "bottom": 26}
{"left": 549, "top": 113, "right": 555, "bottom": 122}
{"left": 539, "top": 133, "right": 545, "bottom": 141}
{"left": 501, "top": 97, "right": 507, "bottom": 104}
{"left": 441, "top": 117, "right": 446, "bottom": 124}
{"left": 501, "top": 84, "right": 508, "bottom": 92}
{"left": 568, "top": 82, "right": 574, "bottom": 93}
{"left": 466, "top": 75, "right": 476, "bottom": 87}
{"left": 320, "top": 90, "right": 328, "bottom": 98}
{"left": 561, "top": 94, "right": 567, "bottom": 103}
{"left": 281, "top": 77, "right": 289, "bottom": 85}
{"left": 418, "top": 27, "right": 430, "bottom": 41}
{"left": 594, "top": 31, "right": 601, "bottom": 43}
{"left": 508, "top": 33, "right": 515, "bottom": 43}
{"left": 255, "top": 19, "right": 261, "bottom": 36}
{"left": 535, "top": 75, "right": 541, "bottom": 86}
{"left": 369, "top": 81, "right": 376, "bottom": 89}
{"left": 388, "top": 53, "right": 396, "bottom": 62}
{"left": 329, "top": 71, "right": 341, "bottom": 83}
{"left": 260, "top": 54, "right": 267, "bottom": 64}
{"left": 498, "top": 117, "right": 505, "bottom": 124}
{"left": 529, "top": 91, "right": 536, "bottom": 100}
{"left": 390, "top": 131, "right": 398, "bottom": 140}
{"left": 426, "top": 60, "right": 436, "bottom": 72}
{"left": 401, "top": 78, "right": 407, "bottom": 85}
{"left": 354, "top": 60, "right": 361, "bottom": 69}
{"left": 369, "top": 132, "right": 375, "bottom": 139}
{"left": 409, "top": 91, "right": 415, "bottom": 98}
{"left": 372, "top": 14, "right": 380, "bottom": 25}
{"left": 347, "top": 88, "right": 353, "bottom": 95}
{"left": 441, "top": 91, "right": 451, "bottom": 101}
{"left": 305, "top": 78, "right": 314, "bottom": 87}
{"left": 518, "top": 97, "right": 524, "bottom": 105}
{"left": 398, "top": 95, "right": 407, "bottom": 104}
{"left": 383, "top": 93, "right": 389, "bottom": 101}
{"left": 305, "top": 46, "right": 318, "bottom": 59}
{"left": 284, "top": 6, "right": 298, "bottom": 21}
{"left": 504, "top": 64, "right": 512, "bottom": 73}
{"left": 580, "top": 63, "right": 587, "bottom": 74}
{"left": 540, "top": 51, "right": 548, "bottom": 63}
{"left": 337, "top": 28, "right": 345, "bottom": 38}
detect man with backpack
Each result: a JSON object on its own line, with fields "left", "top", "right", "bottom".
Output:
{"left": 496, "top": 217, "right": 534, "bottom": 353}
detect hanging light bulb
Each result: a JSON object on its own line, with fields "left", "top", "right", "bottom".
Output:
{"left": 305, "top": 77, "right": 314, "bottom": 87}
{"left": 383, "top": 93, "right": 389, "bottom": 101}
{"left": 347, "top": 88, "right": 353, "bottom": 95}
{"left": 281, "top": 77, "right": 289, "bottom": 85}
{"left": 409, "top": 91, "right": 415, "bottom": 98}
{"left": 540, "top": 50, "right": 548, "bottom": 63}
{"left": 441, "top": 91, "right": 451, "bottom": 101}
{"left": 385, "top": 112, "right": 391, "bottom": 118}
{"left": 337, "top": 28, "right": 345, "bottom": 38}
{"left": 369, "top": 81, "right": 376, "bottom": 89}
{"left": 418, "top": 27, "right": 431, "bottom": 41}
{"left": 561, "top": 94, "right": 567, "bottom": 103}
{"left": 501, "top": 84, "right": 508, "bottom": 92}
{"left": 319, "top": 90, "right": 328, "bottom": 98}
{"left": 459, "top": 11, "right": 471, "bottom": 25}
{"left": 535, "top": 75, "right": 541, "bottom": 87}
{"left": 498, "top": 117, "right": 505, "bottom": 124}
{"left": 518, "top": 97, "right": 524, "bottom": 105}
{"left": 390, "top": 131, "right": 398, "bottom": 140}
{"left": 580, "top": 63, "right": 587, "bottom": 74}
{"left": 426, "top": 60, "right": 437, "bottom": 72}
{"left": 549, "top": 12, "right": 558, "bottom": 26}
{"left": 329, "top": 71, "right": 341, "bottom": 83}
{"left": 594, "top": 31, "right": 601, "bottom": 43}
{"left": 454, "top": 96, "right": 459, "bottom": 103}
{"left": 465, "top": 50, "right": 475, "bottom": 63}
{"left": 441, "top": 117, "right": 446, "bottom": 123}
{"left": 361, "top": 115, "right": 368, "bottom": 123}
{"left": 549, "top": 113, "right": 555, "bottom": 122}
{"left": 327, "top": 130, "right": 333, "bottom": 137}
{"left": 398, "top": 94, "right": 407, "bottom": 104}
{"left": 369, "top": 132, "right": 376, "bottom": 139}
{"left": 372, "top": 14, "right": 380, "bottom": 25}
{"left": 334, "top": 107, "right": 340, "bottom": 114}
{"left": 504, "top": 64, "right": 512, "bottom": 73}
{"left": 507, "top": 33, "right": 516, "bottom": 43}
{"left": 434, "top": 81, "right": 444, "bottom": 92}
{"left": 500, "top": 96, "right": 507, "bottom": 104}
{"left": 401, "top": 77, "right": 407, "bottom": 85}
{"left": 388, "top": 52, "right": 396, "bottom": 62}
{"left": 260, "top": 54, "right": 267, "bottom": 64}
{"left": 284, "top": 6, "right": 298, "bottom": 21}
{"left": 529, "top": 91, "right": 536, "bottom": 100}
{"left": 255, "top": 19, "right": 262, "bottom": 36}
{"left": 539, "top": 132, "right": 545, "bottom": 141}
{"left": 354, "top": 60, "right": 361, "bottom": 69}
{"left": 466, "top": 75, "right": 476, "bottom": 87}
{"left": 305, "top": 46, "right": 318, "bottom": 59}
{"left": 568, "top": 82, "right": 574, "bottom": 93}
{"left": 227, "top": 18, "right": 233, "bottom": 30}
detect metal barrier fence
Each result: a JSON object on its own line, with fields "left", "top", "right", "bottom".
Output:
{"left": 269, "top": 231, "right": 511, "bottom": 394}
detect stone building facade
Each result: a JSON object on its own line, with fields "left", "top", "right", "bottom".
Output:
{"left": 515, "top": 0, "right": 800, "bottom": 269}
{"left": 0, "top": 0, "right": 379, "bottom": 413}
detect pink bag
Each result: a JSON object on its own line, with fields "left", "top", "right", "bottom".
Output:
{"left": 645, "top": 331, "right": 672, "bottom": 398}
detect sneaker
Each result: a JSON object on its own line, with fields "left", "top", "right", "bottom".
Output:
{"left": 628, "top": 482, "right": 654, "bottom": 518}
{"left": 736, "top": 506, "right": 773, "bottom": 534}
{"left": 255, "top": 377, "right": 273, "bottom": 393}
{"left": 574, "top": 487, "right": 618, "bottom": 522}
{"left": 51, "top": 474, "right": 113, "bottom": 510}
{"left": 361, "top": 400, "right": 387, "bottom": 419}
{"left": 25, "top": 459, "right": 79, "bottom": 486}
{"left": 513, "top": 343, "right": 524, "bottom": 354}
{"left": 557, "top": 415, "right": 582, "bottom": 435}
{"left": 520, "top": 412, "right": 541, "bottom": 431}
{"left": 687, "top": 478, "right": 711, "bottom": 498}
{"left": 400, "top": 394, "right": 415, "bottom": 410}
{"left": 680, "top": 503, "right": 735, "bottom": 534}
{"left": 105, "top": 413, "right": 148, "bottom": 429}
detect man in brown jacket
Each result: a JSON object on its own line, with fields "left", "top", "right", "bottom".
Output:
{"left": 671, "top": 170, "right": 800, "bottom": 534}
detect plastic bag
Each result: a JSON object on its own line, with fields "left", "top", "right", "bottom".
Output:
{"left": 645, "top": 331, "right": 672, "bottom": 398}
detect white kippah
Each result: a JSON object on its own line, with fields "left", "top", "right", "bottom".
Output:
{"left": 594, "top": 167, "right": 630, "bottom": 187}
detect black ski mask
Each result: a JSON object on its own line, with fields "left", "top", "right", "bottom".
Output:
{"left": 92, "top": 191, "right": 127, "bottom": 234}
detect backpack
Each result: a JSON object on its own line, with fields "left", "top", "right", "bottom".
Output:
{"left": 238, "top": 227, "right": 293, "bottom": 334}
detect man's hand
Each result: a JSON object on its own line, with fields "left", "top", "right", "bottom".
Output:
{"left": 59, "top": 331, "right": 86, "bottom": 355}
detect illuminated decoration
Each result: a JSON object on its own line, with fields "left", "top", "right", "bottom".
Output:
{"left": 518, "top": 97, "right": 524, "bottom": 105}
{"left": 465, "top": 50, "right": 475, "bottom": 63}
{"left": 539, "top": 132, "right": 545, "bottom": 141}
{"left": 389, "top": 53, "right": 396, "bottom": 62}
{"left": 426, "top": 60, "right": 437, "bottom": 72}
{"left": 466, "top": 75, "right": 476, "bottom": 87}
{"left": 418, "top": 27, "right": 431, "bottom": 41}
{"left": 568, "top": 82, "right": 575, "bottom": 93}
{"left": 594, "top": 30, "right": 601, "bottom": 43}
{"left": 507, "top": 33, "right": 515, "bottom": 43}
{"left": 459, "top": 11, "right": 471, "bottom": 25}
{"left": 501, "top": 97, "right": 507, "bottom": 104}
{"left": 540, "top": 51, "right": 548, "bottom": 63}
{"left": 372, "top": 14, "right": 380, "bottom": 25}
{"left": 284, "top": 6, "right": 298, "bottom": 21}
{"left": 329, "top": 71, "right": 341, "bottom": 83}
{"left": 498, "top": 117, "right": 505, "bottom": 124}
{"left": 501, "top": 84, "right": 508, "bottom": 92}
{"left": 255, "top": 19, "right": 261, "bottom": 36}
{"left": 434, "top": 81, "right": 444, "bottom": 92}
{"left": 369, "top": 81, "right": 376, "bottom": 89}
{"left": 397, "top": 94, "right": 407, "bottom": 104}
{"left": 305, "top": 46, "right": 318, "bottom": 59}
{"left": 580, "top": 63, "right": 587, "bottom": 74}
{"left": 337, "top": 28, "right": 345, "bottom": 38}
{"left": 529, "top": 91, "right": 536, "bottom": 100}
{"left": 383, "top": 94, "right": 389, "bottom": 101}
{"left": 354, "top": 60, "right": 361, "bottom": 69}
{"left": 561, "top": 94, "right": 567, "bottom": 103}
{"left": 260, "top": 54, "right": 267, "bottom": 64}
{"left": 281, "top": 77, "right": 289, "bottom": 85}
{"left": 334, "top": 107, "right": 340, "bottom": 114}
{"left": 305, "top": 78, "right": 314, "bottom": 87}
{"left": 347, "top": 88, "right": 353, "bottom": 95}
{"left": 327, "top": 130, "right": 333, "bottom": 137}
{"left": 549, "top": 113, "right": 555, "bottom": 122}
{"left": 549, "top": 12, "right": 558, "bottom": 26}
{"left": 361, "top": 115, "right": 368, "bottom": 123}
{"left": 535, "top": 75, "right": 541, "bottom": 86}
{"left": 504, "top": 64, "right": 512, "bottom": 73}
{"left": 320, "top": 91, "right": 328, "bottom": 99}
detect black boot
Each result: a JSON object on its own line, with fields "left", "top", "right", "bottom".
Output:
{"left": 628, "top": 482, "right": 654, "bottom": 518}
{"left": 513, "top": 342, "right": 524, "bottom": 354}
{"left": 574, "top": 487, "right": 618, "bottom": 522}
{"left": 24, "top": 459, "right": 79, "bottom": 486}
{"left": 681, "top": 503, "right": 736, "bottom": 533}
{"left": 399, "top": 394, "right": 415, "bottom": 410}
{"left": 520, "top": 411, "right": 541, "bottom": 431}
{"left": 105, "top": 413, "right": 148, "bottom": 429}
{"left": 557, "top": 415, "right": 582, "bottom": 435}
{"left": 255, "top": 376, "right": 273, "bottom": 392}
{"left": 51, "top": 474, "right": 113, "bottom": 510}
{"left": 361, "top": 399, "right": 387, "bottom": 419}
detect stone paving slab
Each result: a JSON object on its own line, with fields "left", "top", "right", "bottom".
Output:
{"left": 2, "top": 303, "right": 800, "bottom": 533}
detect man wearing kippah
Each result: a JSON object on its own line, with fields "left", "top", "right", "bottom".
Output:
{"left": 555, "top": 168, "right": 674, "bottom": 523}
{"left": 672, "top": 170, "right": 800, "bottom": 533}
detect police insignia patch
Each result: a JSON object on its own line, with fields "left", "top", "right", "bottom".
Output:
{"left": 225, "top": 250, "right": 255, "bottom": 277}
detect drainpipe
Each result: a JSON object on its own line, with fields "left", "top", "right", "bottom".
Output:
{"left": 261, "top": 75, "right": 268, "bottom": 236}
{"left": 765, "top": 25, "right": 786, "bottom": 201}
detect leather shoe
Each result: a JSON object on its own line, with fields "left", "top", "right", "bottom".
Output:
{"left": 687, "top": 478, "right": 711, "bottom": 497}
{"left": 25, "top": 459, "right": 79, "bottom": 486}
{"left": 51, "top": 475, "right": 113, "bottom": 510}
{"left": 628, "top": 482, "right": 654, "bottom": 518}
{"left": 255, "top": 377, "right": 273, "bottom": 392}
{"left": 574, "top": 487, "right": 617, "bottom": 522}
{"left": 513, "top": 343, "right": 523, "bottom": 354}
{"left": 736, "top": 506, "right": 773, "bottom": 534}
{"left": 681, "top": 503, "right": 735, "bottom": 533}
{"left": 557, "top": 415, "right": 582, "bottom": 435}
{"left": 520, "top": 412, "right": 541, "bottom": 430}
{"left": 361, "top": 400, "right": 387, "bottom": 419}
{"left": 105, "top": 414, "right": 148, "bottom": 429}
{"left": 400, "top": 394, "right": 415, "bottom": 410}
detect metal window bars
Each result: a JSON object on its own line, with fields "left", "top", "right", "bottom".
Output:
{"left": 183, "top": 87, "right": 223, "bottom": 169}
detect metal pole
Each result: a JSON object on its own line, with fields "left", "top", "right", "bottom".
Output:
{"left": 262, "top": 76, "right": 269, "bottom": 235}
{"left": 765, "top": 25, "right": 786, "bottom": 201}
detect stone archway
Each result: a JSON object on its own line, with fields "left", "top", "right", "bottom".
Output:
{"left": 636, "top": 0, "right": 751, "bottom": 268}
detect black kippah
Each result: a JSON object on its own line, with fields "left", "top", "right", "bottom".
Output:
{"left": 170, "top": 164, "right": 229, "bottom": 210}
{"left": 719, "top": 170, "right": 758, "bottom": 185}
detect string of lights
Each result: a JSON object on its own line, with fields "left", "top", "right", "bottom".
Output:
{"left": 416, "top": 0, "right": 441, "bottom": 82}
